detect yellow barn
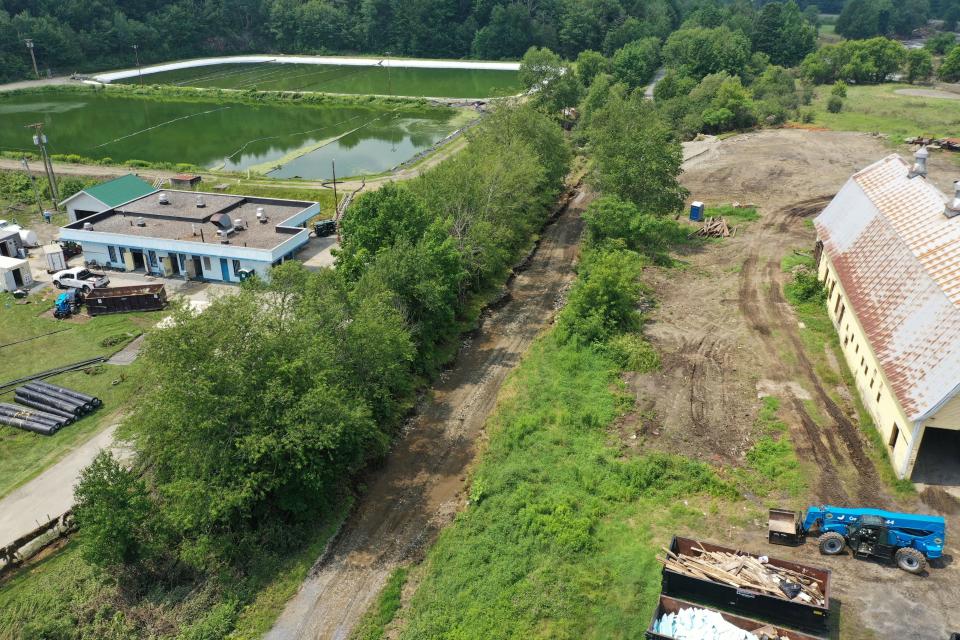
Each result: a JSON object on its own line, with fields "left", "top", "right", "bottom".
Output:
{"left": 815, "top": 149, "right": 960, "bottom": 482}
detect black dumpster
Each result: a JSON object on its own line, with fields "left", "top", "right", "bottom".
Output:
{"left": 661, "top": 536, "right": 831, "bottom": 634}
{"left": 86, "top": 284, "right": 167, "bottom": 316}
{"left": 648, "top": 595, "right": 827, "bottom": 640}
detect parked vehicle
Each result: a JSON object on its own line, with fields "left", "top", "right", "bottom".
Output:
{"left": 54, "top": 290, "right": 82, "bottom": 318}
{"left": 769, "top": 505, "right": 945, "bottom": 574}
{"left": 59, "top": 240, "right": 82, "bottom": 259}
{"left": 51, "top": 267, "right": 109, "bottom": 293}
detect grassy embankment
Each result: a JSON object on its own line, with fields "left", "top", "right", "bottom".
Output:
{"left": 353, "top": 221, "right": 808, "bottom": 638}
{"left": 781, "top": 253, "right": 914, "bottom": 497}
{"left": 0, "top": 290, "right": 153, "bottom": 498}
{"left": 811, "top": 83, "right": 960, "bottom": 142}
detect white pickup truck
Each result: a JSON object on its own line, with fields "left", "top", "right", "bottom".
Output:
{"left": 52, "top": 267, "right": 110, "bottom": 293}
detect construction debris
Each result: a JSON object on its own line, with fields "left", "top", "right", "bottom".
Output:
{"left": 660, "top": 545, "right": 826, "bottom": 608}
{"left": 653, "top": 606, "right": 787, "bottom": 640}
{"left": 691, "top": 216, "right": 734, "bottom": 238}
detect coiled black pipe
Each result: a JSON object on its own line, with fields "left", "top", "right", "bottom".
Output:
{"left": 0, "top": 413, "right": 58, "bottom": 435}
{"left": 10, "top": 395, "right": 76, "bottom": 422}
{"left": 15, "top": 387, "right": 84, "bottom": 416}
{"left": 0, "top": 405, "right": 66, "bottom": 429}
{"left": 32, "top": 380, "right": 101, "bottom": 407}
{"left": 21, "top": 383, "right": 91, "bottom": 413}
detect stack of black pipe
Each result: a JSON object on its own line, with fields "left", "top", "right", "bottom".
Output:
{"left": 0, "top": 381, "right": 102, "bottom": 436}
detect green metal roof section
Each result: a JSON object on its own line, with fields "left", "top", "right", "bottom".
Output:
{"left": 84, "top": 174, "right": 155, "bottom": 208}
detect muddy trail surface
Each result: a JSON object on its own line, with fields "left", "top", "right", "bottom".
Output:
{"left": 266, "top": 186, "right": 588, "bottom": 640}
{"left": 625, "top": 129, "right": 960, "bottom": 638}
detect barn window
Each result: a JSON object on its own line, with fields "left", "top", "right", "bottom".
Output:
{"left": 889, "top": 423, "right": 900, "bottom": 448}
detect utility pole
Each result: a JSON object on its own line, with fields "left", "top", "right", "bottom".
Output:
{"left": 132, "top": 44, "right": 143, "bottom": 86}
{"left": 20, "top": 158, "right": 44, "bottom": 219}
{"left": 24, "top": 39, "right": 39, "bottom": 79}
{"left": 25, "top": 123, "right": 60, "bottom": 210}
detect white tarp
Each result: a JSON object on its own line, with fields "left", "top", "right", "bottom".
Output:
{"left": 654, "top": 607, "right": 765, "bottom": 640}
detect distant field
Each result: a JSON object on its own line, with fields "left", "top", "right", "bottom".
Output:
{"left": 817, "top": 23, "right": 844, "bottom": 45}
{"left": 811, "top": 83, "right": 960, "bottom": 140}
{"left": 116, "top": 62, "right": 523, "bottom": 98}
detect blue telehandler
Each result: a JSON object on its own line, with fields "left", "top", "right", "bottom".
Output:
{"left": 768, "top": 505, "right": 945, "bottom": 574}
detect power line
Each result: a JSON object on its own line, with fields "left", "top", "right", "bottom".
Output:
{"left": 24, "top": 123, "right": 59, "bottom": 210}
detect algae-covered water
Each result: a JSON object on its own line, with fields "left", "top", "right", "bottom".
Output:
{"left": 0, "top": 90, "right": 467, "bottom": 179}
{"left": 116, "top": 63, "right": 522, "bottom": 98}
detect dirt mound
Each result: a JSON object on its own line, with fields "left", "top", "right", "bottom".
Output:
{"left": 920, "top": 486, "right": 960, "bottom": 515}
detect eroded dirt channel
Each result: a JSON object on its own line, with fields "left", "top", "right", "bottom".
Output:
{"left": 266, "top": 185, "right": 589, "bottom": 640}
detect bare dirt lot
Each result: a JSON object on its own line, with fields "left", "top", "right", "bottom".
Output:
{"left": 626, "top": 129, "right": 960, "bottom": 639}
{"left": 266, "top": 183, "right": 588, "bottom": 640}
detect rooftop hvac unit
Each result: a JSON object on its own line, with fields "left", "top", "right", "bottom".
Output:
{"left": 256, "top": 207, "right": 267, "bottom": 223}
{"left": 82, "top": 222, "right": 94, "bottom": 231}
{"left": 234, "top": 218, "right": 246, "bottom": 230}
{"left": 191, "top": 223, "right": 199, "bottom": 236}
{"left": 158, "top": 192, "right": 169, "bottom": 205}
{"left": 135, "top": 217, "right": 146, "bottom": 227}
{"left": 196, "top": 195, "right": 206, "bottom": 208}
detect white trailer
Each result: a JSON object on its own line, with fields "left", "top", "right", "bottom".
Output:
{"left": 42, "top": 244, "right": 66, "bottom": 273}
{"left": 0, "top": 256, "right": 33, "bottom": 292}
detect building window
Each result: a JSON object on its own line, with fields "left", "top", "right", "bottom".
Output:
{"left": 870, "top": 378, "right": 874, "bottom": 389}
{"left": 855, "top": 344, "right": 859, "bottom": 354}
{"left": 860, "top": 356, "right": 865, "bottom": 367}
{"left": 203, "top": 256, "right": 211, "bottom": 271}
{"left": 876, "top": 391, "right": 881, "bottom": 403}
{"left": 148, "top": 250, "right": 158, "bottom": 267}
{"left": 834, "top": 294, "right": 842, "bottom": 314}
{"left": 829, "top": 279, "right": 836, "bottom": 298}
{"left": 889, "top": 423, "right": 900, "bottom": 448}
{"left": 108, "top": 246, "right": 117, "bottom": 263}
{"left": 232, "top": 259, "right": 241, "bottom": 277}
{"left": 864, "top": 364, "right": 868, "bottom": 375}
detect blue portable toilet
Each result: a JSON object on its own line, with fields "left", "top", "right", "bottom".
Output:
{"left": 690, "top": 201, "right": 705, "bottom": 222}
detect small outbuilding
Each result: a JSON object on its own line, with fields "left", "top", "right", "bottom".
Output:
{"left": 170, "top": 174, "right": 202, "bottom": 190}
{"left": 0, "top": 227, "right": 24, "bottom": 259}
{"left": 0, "top": 256, "right": 33, "bottom": 292}
{"left": 62, "top": 174, "right": 156, "bottom": 224}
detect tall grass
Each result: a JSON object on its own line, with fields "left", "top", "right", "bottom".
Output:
{"left": 398, "top": 335, "right": 735, "bottom": 639}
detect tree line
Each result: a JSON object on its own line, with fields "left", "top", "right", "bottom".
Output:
{"left": 65, "top": 104, "right": 569, "bottom": 637}
{"left": 0, "top": 0, "right": 682, "bottom": 83}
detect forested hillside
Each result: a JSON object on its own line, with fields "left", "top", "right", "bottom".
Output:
{"left": 0, "top": 0, "right": 681, "bottom": 82}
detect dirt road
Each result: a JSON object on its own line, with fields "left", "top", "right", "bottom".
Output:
{"left": 266, "top": 185, "right": 588, "bottom": 640}
{"left": 0, "top": 425, "right": 118, "bottom": 548}
{"left": 625, "top": 129, "right": 960, "bottom": 638}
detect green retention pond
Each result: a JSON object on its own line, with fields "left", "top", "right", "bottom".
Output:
{"left": 114, "top": 62, "right": 522, "bottom": 98}
{"left": 0, "top": 89, "right": 470, "bottom": 179}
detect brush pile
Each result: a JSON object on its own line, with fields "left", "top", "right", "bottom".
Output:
{"left": 691, "top": 216, "right": 733, "bottom": 238}
{"left": 660, "top": 545, "right": 826, "bottom": 607}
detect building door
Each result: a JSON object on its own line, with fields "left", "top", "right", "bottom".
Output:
{"left": 11, "top": 267, "right": 23, "bottom": 287}
{"left": 192, "top": 256, "right": 203, "bottom": 279}
{"left": 0, "top": 242, "right": 8, "bottom": 257}
{"left": 169, "top": 253, "right": 181, "bottom": 276}
{"left": 220, "top": 258, "right": 230, "bottom": 282}
{"left": 131, "top": 250, "right": 146, "bottom": 270}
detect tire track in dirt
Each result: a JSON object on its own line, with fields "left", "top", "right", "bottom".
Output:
{"left": 737, "top": 194, "right": 887, "bottom": 505}
{"left": 265, "top": 185, "right": 588, "bottom": 640}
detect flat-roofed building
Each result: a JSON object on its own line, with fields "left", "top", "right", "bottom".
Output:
{"left": 814, "top": 150, "right": 960, "bottom": 482}
{"left": 59, "top": 189, "right": 319, "bottom": 283}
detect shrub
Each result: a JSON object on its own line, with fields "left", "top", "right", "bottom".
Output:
{"left": 826, "top": 95, "right": 843, "bottom": 113}
{"left": 788, "top": 265, "right": 826, "bottom": 303}
{"left": 800, "top": 109, "right": 816, "bottom": 124}
{"left": 606, "top": 333, "right": 660, "bottom": 372}
{"left": 830, "top": 80, "right": 848, "bottom": 98}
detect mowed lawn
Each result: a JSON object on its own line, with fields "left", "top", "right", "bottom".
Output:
{"left": 0, "top": 291, "right": 156, "bottom": 498}
{"left": 812, "top": 83, "right": 960, "bottom": 141}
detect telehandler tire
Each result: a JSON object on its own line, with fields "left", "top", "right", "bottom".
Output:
{"left": 895, "top": 547, "right": 927, "bottom": 574}
{"left": 818, "top": 531, "right": 846, "bottom": 555}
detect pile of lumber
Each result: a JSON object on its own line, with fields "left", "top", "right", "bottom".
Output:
{"left": 691, "top": 216, "right": 734, "bottom": 238}
{"left": 660, "top": 545, "right": 825, "bottom": 608}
